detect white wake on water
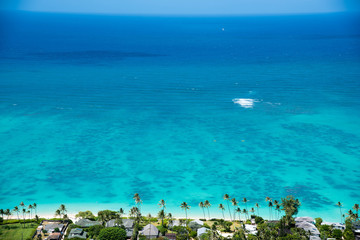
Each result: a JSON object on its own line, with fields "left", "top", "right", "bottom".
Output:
{"left": 232, "top": 98, "right": 259, "bottom": 108}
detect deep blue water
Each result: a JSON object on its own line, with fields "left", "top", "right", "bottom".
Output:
{"left": 0, "top": 11, "right": 359, "bottom": 221}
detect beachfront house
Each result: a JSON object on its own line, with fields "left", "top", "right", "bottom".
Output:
{"left": 168, "top": 220, "right": 185, "bottom": 228}
{"left": 295, "top": 221, "right": 320, "bottom": 237}
{"left": 44, "top": 223, "right": 65, "bottom": 233}
{"left": 321, "top": 222, "right": 345, "bottom": 230}
{"left": 68, "top": 228, "right": 87, "bottom": 239}
{"left": 295, "top": 217, "right": 314, "bottom": 224}
{"left": 75, "top": 218, "right": 101, "bottom": 228}
{"left": 106, "top": 219, "right": 135, "bottom": 238}
{"left": 197, "top": 227, "right": 209, "bottom": 237}
{"left": 245, "top": 224, "right": 258, "bottom": 235}
{"left": 139, "top": 224, "right": 159, "bottom": 239}
{"left": 189, "top": 219, "right": 204, "bottom": 231}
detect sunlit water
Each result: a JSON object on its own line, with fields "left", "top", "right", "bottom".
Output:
{"left": 0, "top": 12, "right": 359, "bottom": 221}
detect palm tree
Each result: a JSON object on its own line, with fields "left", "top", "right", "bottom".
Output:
{"left": 218, "top": 204, "right": 225, "bottom": 220}
{"left": 133, "top": 193, "right": 142, "bottom": 213}
{"left": 255, "top": 203, "right": 260, "bottom": 216}
{"left": 59, "top": 204, "right": 67, "bottom": 220}
{"left": 158, "top": 209, "right": 165, "bottom": 226}
{"left": 336, "top": 202, "right": 343, "bottom": 224}
{"left": 118, "top": 208, "right": 124, "bottom": 219}
{"left": 231, "top": 198, "right": 238, "bottom": 222}
{"left": 353, "top": 204, "right": 359, "bottom": 219}
{"left": 242, "top": 198, "right": 249, "bottom": 215}
{"left": 273, "top": 200, "right": 279, "bottom": 220}
{"left": 180, "top": 202, "right": 190, "bottom": 224}
{"left": 265, "top": 197, "right": 272, "bottom": 220}
{"left": 33, "top": 203, "right": 37, "bottom": 218}
{"left": 167, "top": 213, "right": 173, "bottom": 226}
{"left": 22, "top": 208, "right": 26, "bottom": 227}
{"left": 28, "top": 204, "right": 33, "bottom": 221}
{"left": 0, "top": 209, "right": 4, "bottom": 219}
{"left": 55, "top": 209, "right": 61, "bottom": 218}
{"left": 268, "top": 202, "right": 273, "bottom": 221}
{"left": 199, "top": 202, "right": 206, "bottom": 219}
{"left": 5, "top": 209, "right": 11, "bottom": 221}
{"left": 347, "top": 210, "right": 356, "bottom": 221}
{"left": 129, "top": 207, "right": 140, "bottom": 218}
{"left": 223, "top": 194, "right": 232, "bottom": 221}
{"left": 275, "top": 204, "right": 281, "bottom": 220}
{"left": 235, "top": 207, "right": 242, "bottom": 222}
{"left": 13, "top": 206, "right": 20, "bottom": 221}
{"left": 250, "top": 208, "right": 255, "bottom": 218}
{"left": 204, "top": 200, "right": 211, "bottom": 220}
{"left": 159, "top": 199, "right": 166, "bottom": 211}
{"left": 242, "top": 209, "right": 248, "bottom": 221}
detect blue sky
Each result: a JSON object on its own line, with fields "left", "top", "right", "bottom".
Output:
{"left": 1, "top": 0, "right": 360, "bottom": 15}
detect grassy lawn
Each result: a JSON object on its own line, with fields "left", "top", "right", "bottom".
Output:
{"left": 0, "top": 222, "right": 37, "bottom": 240}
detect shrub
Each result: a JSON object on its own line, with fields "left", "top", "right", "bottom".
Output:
{"left": 247, "top": 235, "right": 258, "bottom": 240}
{"left": 138, "top": 234, "right": 147, "bottom": 240}
{"left": 315, "top": 217, "right": 322, "bottom": 228}
{"left": 158, "top": 225, "right": 168, "bottom": 236}
{"left": 98, "top": 227, "right": 126, "bottom": 240}
{"left": 88, "top": 224, "right": 104, "bottom": 238}
{"left": 255, "top": 216, "right": 264, "bottom": 224}
{"left": 332, "top": 229, "right": 342, "bottom": 240}
{"left": 190, "top": 230, "right": 197, "bottom": 238}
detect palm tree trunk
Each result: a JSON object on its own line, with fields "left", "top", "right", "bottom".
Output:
{"left": 202, "top": 208, "right": 205, "bottom": 220}
{"left": 339, "top": 207, "right": 342, "bottom": 224}
{"left": 207, "top": 208, "right": 210, "bottom": 220}
{"left": 222, "top": 210, "right": 225, "bottom": 220}
{"left": 226, "top": 201, "right": 232, "bottom": 221}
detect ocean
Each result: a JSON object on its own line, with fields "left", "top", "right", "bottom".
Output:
{"left": 0, "top": 11, "right": 359, "bottom": 221}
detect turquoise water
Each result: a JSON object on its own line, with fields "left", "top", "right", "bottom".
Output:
{"left": 0, "top": 12, "right": 359, "bottom": 221}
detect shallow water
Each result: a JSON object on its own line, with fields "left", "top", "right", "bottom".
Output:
{"left": 0, "top": 11, "right": 359, "bottom": 221}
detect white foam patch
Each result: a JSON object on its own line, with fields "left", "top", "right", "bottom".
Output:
{"left": 232, "top": 98, "right": 258, "bottom": 108}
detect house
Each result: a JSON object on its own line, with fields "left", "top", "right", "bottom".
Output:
{"left": 168, "top": 220, "right": 186, "bottom": 228}
{"left": 106, "top": 219, "right": 135, "bottom": 238}
{"left": 309, "top": 236, "right": 321, "bottom": 240}
{"left": 46, "top": 232, "right": 62, "bottom": 240}
{"left": 197, "top": 227, "right": 209, "bottom": 237}
{"left": 321, "top": 222, "right": 345, "bottom": 230}
{"left": 245, "top": 224, "right": 257, "bottom": 235}
{"left": 75, "top": 218, "right": 101, "bottom": 228}
{"left": 68, "top": 228, "right": 87, "bottom": 239}
{"left": 296, "top": 222, "right": 320, "bottom": 236}
{"left": 44, "top": 223, "right": 65, "bottom": 233}
{"left": 191, "top": 220, "right": 204, "bottom": 225}
{"left": 295, "top": 217, "right": 314, "bottom": 224}
{"left": 139, "top": 224, "right": 159, "bottom": 239}
{"left": 189, "top": 220, "right": 204, "bottom": 231}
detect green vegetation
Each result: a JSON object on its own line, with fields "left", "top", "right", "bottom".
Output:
{"left": 75, "top": 210, "right": 95, "bottom": 220}
{"left": 98, "top": 227, "right": 126, "bottom": 240}
{"left": 0, "top": 222, "right": 37, "bottom": 240}
{"left": 1, "top": 196, "right": 359, "bottom": 240}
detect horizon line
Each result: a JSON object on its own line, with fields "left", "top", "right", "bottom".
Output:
{"left": 1, "top": 9, "right": 359, "bottom": 18}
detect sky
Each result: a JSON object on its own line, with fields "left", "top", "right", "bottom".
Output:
{"left": 1, "top": 0, "right": 360, "bottom": 15}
